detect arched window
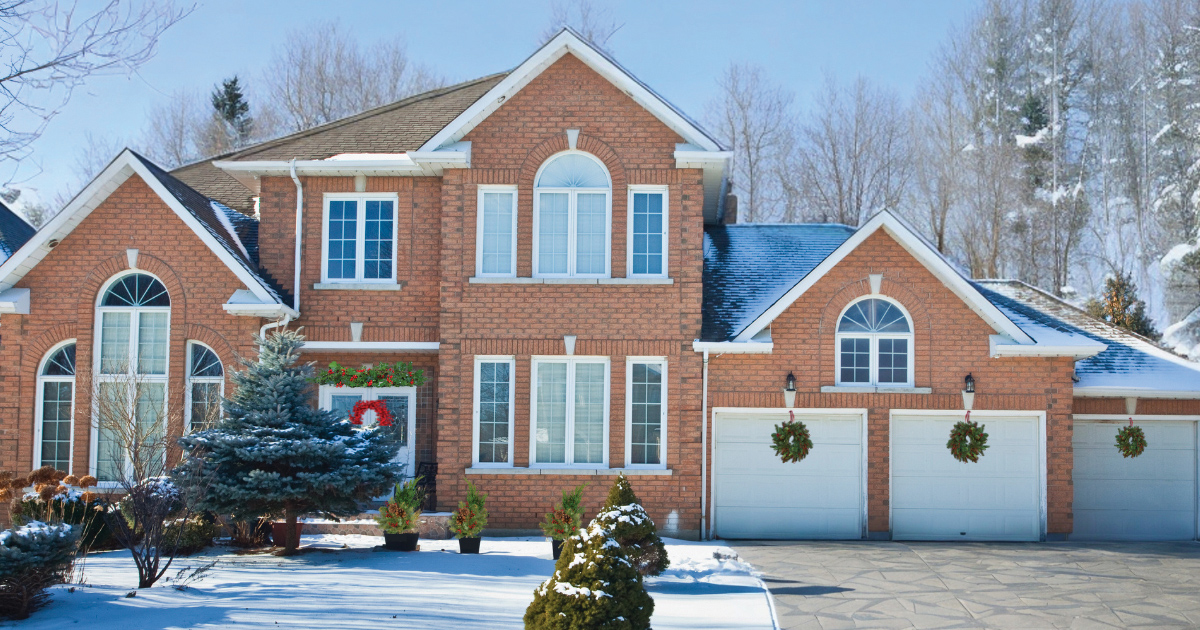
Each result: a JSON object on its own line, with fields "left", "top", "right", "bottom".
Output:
{"left": 534, "top": 151, "right": 611, "bottom": 277}
{"left": 36, "top": 342, "right": 75, "bottom": 472}
{"left": 836, "top": 297, "right": 913, "bottom": 387}
{"left": 94, "top": 272, "right": 171, "bottom": 482}
{"left": 186, "top": 342, "right": 224, "bottom": 432}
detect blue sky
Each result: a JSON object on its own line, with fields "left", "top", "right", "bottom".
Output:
{"left": 15, "top": 0, "right": 979, "bottom": 201}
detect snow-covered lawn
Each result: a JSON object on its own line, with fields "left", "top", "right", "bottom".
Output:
{"left": 10, "top": 535, "right": 776, "bottom": 629}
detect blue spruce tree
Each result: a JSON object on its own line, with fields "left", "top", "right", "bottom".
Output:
{"left": 176, "top": 329, "right": 402, "bottom": 552}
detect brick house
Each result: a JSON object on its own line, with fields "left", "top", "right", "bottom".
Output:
{"left": 3, "top": 29, "right": 1199, "bottom": 541}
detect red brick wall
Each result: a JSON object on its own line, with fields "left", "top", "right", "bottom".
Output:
{"left": 1073, "top": 397, "right": 1200, "bottom": 415}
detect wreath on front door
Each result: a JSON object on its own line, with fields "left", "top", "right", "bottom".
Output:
{"left": 348, "top": 400, "right": 394, "bottom": 427}
{"left": 1115, "top": 423, "right": 1147, "bottom": 458}
{"left": 947, "top": 418, "right": 989, "bottom": 463}
{"left": 771, "top": 412, "right": 814, "bottom": 463}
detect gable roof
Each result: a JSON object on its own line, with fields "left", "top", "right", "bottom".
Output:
{"left": 0, "top": 200, "right": 35, "bottom": 261}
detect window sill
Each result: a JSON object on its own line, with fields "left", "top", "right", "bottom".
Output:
{"left": 467, "top": 277, "right": 674, "bottom": 285}
{"left": 312, "top": 282, "right": 405, "bottom": 291}
{"left": 821, "top": 385, "right": 932, "bottom": 394}
{"left": 465, "top": 467, "right": 673, "bottom": 476}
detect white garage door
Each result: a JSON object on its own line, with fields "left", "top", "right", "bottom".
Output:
{"left": 714, "top": 411, "right": 863, "bottom": 539}
{"left": 1073, "top": 420, "right": 1197, "bottom": 541}
{"left": 891, "top": 413, "right": 1042, "bottom": 541}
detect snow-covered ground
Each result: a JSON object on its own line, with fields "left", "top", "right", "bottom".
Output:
{"left": 10, "top": 535, "right": 776, "bottom": 629}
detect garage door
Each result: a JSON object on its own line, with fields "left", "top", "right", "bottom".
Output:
{"left": 891, "top": 413, "right": 1041, "bottom": 541}
{"left": 1073, "top": 420, "right": 1197, "bottom": 540}
{"left": 714, "top": 411, "right": 863, "bottom": 539}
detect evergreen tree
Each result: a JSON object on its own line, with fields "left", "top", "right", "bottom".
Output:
{"left": 176, "top": 330, "right": 402, "bottom": 553}
{"left": 210, "top": 76, "right": 253, "bottom": 149}
{"left": 1085, "top": 272, "right": 1160, "bottom": 340}
{"left": 524, "top": 519, "right": 654, "bottom": 630}
{"left": 595, "top": 474, "right": 668, "bottom": 577}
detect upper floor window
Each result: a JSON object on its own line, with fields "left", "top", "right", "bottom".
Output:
{"left": 835, "top": 297, "right": 913, "bottom": 387}
{"left": 476, "top": 186, "right": 517, "bottom": 277}
{"left": 322, "top": 194, "right": 398, "bottom": 283}
{"left": 628, "top": 186, "right": 667, "bottom": 277}
{"left": 534, "top": 152, "right": 611, "bottom": 277}
{"left": 186, "top": 342, "right": 224, "bottom": 432}
{"left": 37, "top": 342, "right": 76, "bottom": 473}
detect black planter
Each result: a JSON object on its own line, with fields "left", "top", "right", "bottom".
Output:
{"left": 458, "top": 537, "right": 481, "bottom": 554}
{"left": 384, "top": 532, "right": 419, "bottom": 551}
{"left": 551, "top": 539, "right": 563, "bottom": 560}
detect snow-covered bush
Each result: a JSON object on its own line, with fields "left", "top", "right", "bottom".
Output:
{"left": 10, "top": 489, "right": 112, "bottom": 550}
{"left": 0, "top": 521, "right": 78, "bottom": 619}
{"left": 594, "top": 474, "right": 668, "bottom": 577}
{"left": 164, "top": 514, "right": 218, "bottom": 555}
{"left": 524, "top": 519, "right": 654, "bottom": 630}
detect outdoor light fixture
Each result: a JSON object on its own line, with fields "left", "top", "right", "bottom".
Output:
{"left": 784, "top": 372, "right": 796, "bottom": 408}
{"left": 962, "top": 373, "right": 975, "bottom": 412}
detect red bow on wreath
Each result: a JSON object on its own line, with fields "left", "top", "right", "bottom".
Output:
{"left": 348, "top": 400, "right": 394, "bottom": 426}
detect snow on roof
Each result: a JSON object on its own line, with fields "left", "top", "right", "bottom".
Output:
{"left": 325, "top": 153, "right": 409, "bottom": 161}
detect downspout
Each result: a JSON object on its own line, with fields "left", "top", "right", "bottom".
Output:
{"left": 289, "top": 158, "right": 303, "bottom": 315}
{"left": 260, "top": 314, "right": 292, "bottom": 340}
{"left": 700, "top": 348, "right": 710, "bottom": 540}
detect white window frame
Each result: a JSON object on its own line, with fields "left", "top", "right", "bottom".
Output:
{"left": 530, "top": 356, "right": 610, "bottom": 468}
{"left": 34, "top": 340, "right": 76, "bottom": 474}
{"left": 320, "top": 192, "right": 400, "bottom": 284}
{"left": 626, "top": 186, "right": 669, "bottom": 279}
{"left": 475, "top": 185, "right": 519, "bottom": 278}
{"left": 318, "top": 385, "right": 418, "bottom": 426}
{"left": 90, "top": 272, "right": 171, "bottom": 486}
{"left": 472, "top": 356, "right": 516, "bottom": 467}
{"left": 625, "top": 356, "right": 667, "bottom": 469}
{"left": 184, "top": 341, "right": 224, "bottom": 433}
{"left": 532, "top": 151, "right": 612, "bottom": 278}
{"left": 833, "top": 296, "right": 915, "bottom": 388}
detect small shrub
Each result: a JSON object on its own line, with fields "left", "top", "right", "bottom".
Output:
{"left": 10, "top": 491, "right": 113, "bottom": 550}
{"left": 595, "top": 474, "right": 668, "bottom": 577}
{"left": 165, "top": 513, "right": 218, "bottom": 555}
{"left": 524, "top": 519, "right": 653, "bottom": 630}
{"left": 376, "top": 479, "right": 423, "bottom": 534}
{"left": 225, "top": 516, "right": 272, "bottom": 548}
{"left": 0, "top": 521, "right": 79, "bottom": 620}
{"left": 449, "top": 481, "right": 487, "bottom": 539}
{"left": 540, "top": 484, "right": 587, "bottom": 540}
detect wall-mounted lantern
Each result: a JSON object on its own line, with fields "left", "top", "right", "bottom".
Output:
{"left": 962, "top": 373, "right": 975, "bottom": 412}
{"left": 784, "top": 372, "right": 797, "bottom": 408}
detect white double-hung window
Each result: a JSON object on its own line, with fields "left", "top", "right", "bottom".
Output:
{"left": 626, "top": 358, "right": 666, "bottom": 468}
{"left": 531, "top": 357, "right": 609, "bottom": 467}
{"left": 628, "top": 187, "right": 668, "bottom": 278}
{"left": 476, "top": 186, "right": 517, "bottom": 277}
{"left": 534, "top": 152, "right": 611, "bottom": 277}
{"left": 473, "top": 356, "right": 514, "bottom": 466}
{"left": 322, "top": 193, "right": 398, "bottom": 283}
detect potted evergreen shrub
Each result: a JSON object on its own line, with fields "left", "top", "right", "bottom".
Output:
{"left": 450, "top": 481, "right": 487, "bottom": 554}
{"left": 539, "top": 484, "right": 585, "bottom": 559}
{"left": 376, "top": 478, "right": 423, "bottom": 551}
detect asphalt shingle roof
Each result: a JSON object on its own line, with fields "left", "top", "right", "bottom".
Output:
{"left": 0, "top": 200, "right": 35, "bottom": 261}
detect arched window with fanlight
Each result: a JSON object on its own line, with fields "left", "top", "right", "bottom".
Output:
{"left": 36, "top": 341, "right": 75, "bottom": 472}
{"left": 835, "top": 297, "right": 914, "bottom": 387}
{"left": 533, "top": 151, "right": 612, "bottom": 277}
{"left": 186, "top": 342, "right": 223, "bottom": 432}
{"left": 93, "top": 272, "right": 171, "bottom": 483}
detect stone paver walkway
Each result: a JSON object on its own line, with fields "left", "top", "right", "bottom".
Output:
{"left": 732, "top": 541, "right": 1200, "bottom": 629}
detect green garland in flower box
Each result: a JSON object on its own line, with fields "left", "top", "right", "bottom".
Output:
{"left": 312, "top": 361, "right": 426, "bottom": 388}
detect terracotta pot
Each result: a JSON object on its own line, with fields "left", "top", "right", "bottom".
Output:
{"left": 384, "top": 532, "right": 419, "bottom": 551}
{"left": 458, "top": 537, "right": 481, "bottom": 554}
{"left": 271, "top": 522, "right": 304, "bottom": 547}
{"left": 551, "top": 539, "right": 564, "bottom": 560}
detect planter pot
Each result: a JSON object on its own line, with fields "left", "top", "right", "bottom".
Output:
{"left": 271, "top": 522, "right": 304, "bottom": 547}
{"left": 458, "top": 537, "right": 481, "bottom": 554}
{"left": 551, "top": 539, "right": 564, "bottom": 560}
{"left": 384, "top": 532, "right": 419, "bottom": 551}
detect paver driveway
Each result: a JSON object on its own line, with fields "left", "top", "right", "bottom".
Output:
{"left": 733, "top": 541, "right": 1200, "bottom": 629}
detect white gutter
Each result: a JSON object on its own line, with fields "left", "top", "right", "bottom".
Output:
{"left": 691, "top": 340, "right": 774, "bottom": 354}
{"left": 988, "top": 335, "right": 1106, "bottom": 359}
{"left": 700, "top": 348, "right": 709, "bottom": 540}
{"left": 299, "top": 341, "right": 440, "bottom": 352}
{"left": 1073, "top": 386, "right": 1200, "bottom": 400}
{"left": 290, "top": 159, "right": 303, "bottom": 315}
{"left": 213, "top": 151, "right": 470, "bottom": 191}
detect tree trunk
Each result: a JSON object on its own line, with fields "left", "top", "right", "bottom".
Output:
{"left": 284, "top": 508, "right": 299, "bottom": 553}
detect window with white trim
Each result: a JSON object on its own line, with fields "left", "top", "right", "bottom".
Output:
{"left": 476, "top": 186, "right": 517, "bottom": 277}
{"left": 186, "top": 342, "right": 223, "bottom": 432}
{"left": 628, "top": 187, "right": 667, "bottom": 277}
{"left": 94, "top": 273, "right": 171, "bottom": 482}
{"left": 835, "top": 297, "right": 913, "bottom": 387}
{"left": 473, "top": 357, "right": 514, "bottom": 465}
{"left": 534, "top": 152, "right": 611, "bottom": 277}
{"left": 626, "top": 358, "right": 666, "bottom": 467}
{"left": 532, "top": 357, "right": 609, "bottom": 466}
{"left": 36, "top": 342, "right": 75, "bottom": 472}
{"left": 322, "top": 193, "right": 398, "bottom": 283}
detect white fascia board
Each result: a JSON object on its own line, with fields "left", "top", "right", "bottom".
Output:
{"left": 418, "top": 29, "right": 722, "bottom": 153}
{"left": 223, "top": 289, "right": 298, "bottom": 319}
{"left": 1073, "top": 386, "right": 1200, "bottom": 399}
{"left": 733, "top": 211, "right": 1034, "bottom": 345}
{"left": 691, "top": 340, "right": 774, "bottom": 354}
{"left": 674, "top": 146, "right": 732, "bottom": 168}
{"left": 214, "top": 152, "right": 469, "bottom": 187}
{"left": 300, "top": 341, "right": 440, "bottom": 352}
{"left": 988, "top": 335, "right": 1107, "bottom": 358}
{"left": 0, "top": 288, "right": 30, "bottom": 314}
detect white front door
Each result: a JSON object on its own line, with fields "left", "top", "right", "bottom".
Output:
{"left": 891, "top": 412, "right": 1042, "bottom": 541}
{"left": 320, "top": 386, "right": 418, "bottom": 477}
{"left": 713, "top": 409, "right": 865, "bottom": 540}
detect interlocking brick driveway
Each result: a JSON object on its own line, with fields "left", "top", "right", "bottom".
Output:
{"left": 733, "top": 541, "right": 1200, "bottom": 629}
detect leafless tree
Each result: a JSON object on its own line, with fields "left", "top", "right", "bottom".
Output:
{"left": 141, "top": 89, "right": 203, "bottom": 169}
{"left": 540, "top": 0, "right": 623, "bottom": 52}
{"left": 908, "top": 68, "right": 969, "bottom": 253}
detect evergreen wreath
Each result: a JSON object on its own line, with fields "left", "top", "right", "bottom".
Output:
{"left": 1115, "top": 424, "right": 1147, "bottom": 458}
{"left": 947, "top": 418, "right": 989, "bottom": 463}
{"left": 348, "top": 400, "right": 394, "bottom": 426}
{"left": 771, "top": 412, "right": 814, "bottom": 463}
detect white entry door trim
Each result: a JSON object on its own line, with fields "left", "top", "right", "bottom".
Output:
{"left": 889, "top": 409, "right": 1047, "bottom": 541}
{"left": 710, "top": 407, "right": 868, "bottom": 540}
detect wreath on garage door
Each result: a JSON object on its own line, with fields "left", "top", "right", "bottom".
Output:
{"left": 1115, "top": 422, "right": 1147, "bottom": 458}
{"left": 771, "top": 411, "right": 814, "bottom": 463}
{"left": 947, "top": 418, "right": 989, "bottom": 463}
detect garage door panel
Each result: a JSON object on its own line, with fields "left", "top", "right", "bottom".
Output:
{"left": 1075, "top": 479, "right": 1194, "bottom": 510}
{"left": 717, "top": 413, "right": 862, "bottom": 443}
{"left": 892, "top": 508, "right": 1040, "bottom": 541}
{"left": 892, "top": 476, "right": 1039, "bottom": 510}
{"left": 717, "top": 507, "right": 863, "bottom": 540}
{"left": 716, "top": 473, "right": 862, "bottom": 509}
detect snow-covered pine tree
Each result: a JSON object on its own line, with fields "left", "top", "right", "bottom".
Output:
{"left": 524, "top": 519, "right": 654, "bottom": 630}
{"left": 175, "top": 329, "right": 402, "bottom": 553}
{"left": 594, "top": 474, "right": 668, "bottom": 577}
{"left": 1086, "top": 272, "right": 1160, "bottom": 340}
